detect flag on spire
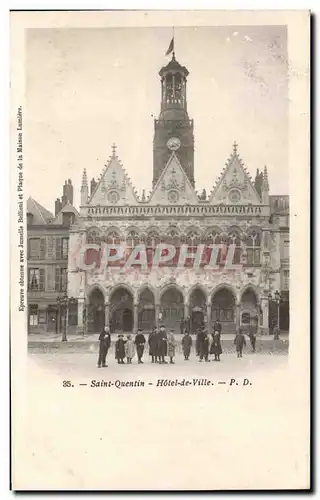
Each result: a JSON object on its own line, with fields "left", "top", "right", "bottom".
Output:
{"left": 165, "top": 37, "right": 174, "bottom": 56}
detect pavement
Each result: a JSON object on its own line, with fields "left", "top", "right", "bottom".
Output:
{"left": 28, "top": 332, "right": 289, "bottom": 355}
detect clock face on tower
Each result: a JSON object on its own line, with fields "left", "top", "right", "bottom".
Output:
{"left": 167, "top": 137, "right": 181, "bottom": 151}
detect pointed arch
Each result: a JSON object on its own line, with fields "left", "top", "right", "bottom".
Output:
{"left": 210, "top": 283, "right": 237, "bottom": 303}
{"left": 86, "top": 283, "right": 107, "bottom": 302}
{"left": 159, "top": 282, "right": 185, "bottom": 301}
{"left": 187, "top": 283, "right": 208, "bottom": 305}
{"left": 109, "top": 283, "right": 135, "bottom": 303}
{"left": 240, "top": 284, "right": 260, "bottom": 304}
{"left": 137, "top": 283, "right": 157, "bottom": 301}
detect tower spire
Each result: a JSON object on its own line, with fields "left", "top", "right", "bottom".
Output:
{"left": 81, "top": 168, "right": 88, "bottom": 188}
{"left": 263, "top": 165, "right": 269, "bottom": 191}
{"left": 111, "top": 143, "right": 117, "bottom": 158}
{"left": 262, "top": 165, "right": 270, "bottom": 204}
{"left": 80, "top": 168, "right": 88, "bottom": 205}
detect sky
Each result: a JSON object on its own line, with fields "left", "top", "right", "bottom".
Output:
{"left": 25, "top": 25, "right": 288, "bottom": 213}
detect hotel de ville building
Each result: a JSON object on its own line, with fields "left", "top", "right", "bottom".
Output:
{"left": 27, "top": 50, "right": 290, "bottom": 336}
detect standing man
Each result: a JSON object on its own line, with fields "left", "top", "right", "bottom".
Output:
{"left": 182, "top": 330, "right": 192, "bottom": 360}
{"left": 115, "top": 334, "right": 126, "bottom": 364}
{"left": 234, "top": 329, "right": 246, "bottom": 358}
{"left": 97, "top": 330, "right": 107, "bottom": 368}
{"left": 180, "top": 318, "right": 184, "bottom": 335}
{"left": 148, "top": 327, "right": 158, "bottom": 363}
{"left": 104, "top": 326, "right": 111, "bottom": 364}
{"left": 273, "top": 324, "right": 280, "bottom": 340}
{"left": 195, "top": 328, "right": 202, "bottom": 356}
{"left": 213, "top": 319, "right": 222, "bottom": 335}
{"left": 97, "top": 326, "right": 111, "bottom": 368}
{"left": 248, "top": 322, "right": 257, "bottom": 352}
{"left": 134, "top": 329, "right": 146, "bottom": 364}
{"left": 199, "top": 330, "right": 210, "bottom": 362}
{"left": 158, "top": 325, "right": 168, "bottom": 364}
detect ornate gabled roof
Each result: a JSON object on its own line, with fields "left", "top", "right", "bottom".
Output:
{"left": 159, "top": 53, "right": 189, "bottom": 77}
{"left": 148, "top": 151, "right": 198, "bottom": 205}
{"left": 208, "top": 142, "right": 262, "bottom": 205}
{"left": 88, "top": 144, "right": 139, "bottom": 206}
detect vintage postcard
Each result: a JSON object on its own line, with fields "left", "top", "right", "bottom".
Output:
{"left": 10, "top": 10, "right": 310, "bottom": 490}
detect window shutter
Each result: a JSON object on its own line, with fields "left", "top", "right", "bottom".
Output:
{"left": 39, "top": 269, "right": 45, "bottom": 291}
{"left": 56, "top": 238, "right": 62, "bottom": 259}
{"left": 55, "top": 267, "right": 61, "bottom": 291}
{"left": 40, "top": 238, "right": 46, "bottom": 259}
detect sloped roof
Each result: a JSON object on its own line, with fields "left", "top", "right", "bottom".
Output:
{"left": 53, "top": 203, "right": 80, "bottom": 224}
{"left": 26, "top": 197, "right": 54, "bottom": 225}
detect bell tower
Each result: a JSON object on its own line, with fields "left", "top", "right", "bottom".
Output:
{"left": 153, "top": 52, "right": 194, "bottom": 187}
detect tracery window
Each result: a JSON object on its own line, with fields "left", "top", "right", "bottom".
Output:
{"left": 87, "top": 230, "right": 100, "bottom": 245}
{"left": 227, "top": 231, "right": 242, "bottom": 265}
{"left": 106, "top": 231, "right": 121, "bottom": 245}
{"left": 126, "top": 230, "right": 139, "bottom": 249}
{"left": 246, "top": 230, "right": 261, "bottom": 265}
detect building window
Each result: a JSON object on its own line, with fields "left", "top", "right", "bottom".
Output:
{"left": 28, "top": 268, "right": 45, "bottom": 291}
{"left": 68, "top": 301, "right": 78, "bottom": 326}
{"left": 56, "top": 237, "right": 69, "bottom": 259}
{"left": 126, "top": 230, "right": 139, "bottom": 249}
{"left": 246, "top": 231, "right": 261, "bottom": 265}
{"left": 283, "top": 270, "right": 289, "bottom": 290}
{"left": 227, "top": 231, "right": 242, "bottom": 264}
{"left": 62, "top": 238, "right": 68, "bottom": 259}
{"left": 55, "top": 267, "right": 67, "bottom": 292}
{"left": 29, "top": 305, "right": 38, "bottom": 326}
{"left": 106, "top": 231, "right": 120, "bottom": 245}
{"left": 29, "top": 238, "right": 40, "bottom": 259}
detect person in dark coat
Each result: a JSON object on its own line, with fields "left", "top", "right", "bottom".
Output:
{"left": 97, "top": 330, "right": 108, "bottom": 368}
{"left": 196, "top": 329, "right": 202, "bottom": 356}
{"left": 248, "top": 328, "right": 257, "bottom": 352}
{"left": 104, "top": 326, "right": 111, "bottom": 356}
{"left": 158, "top": 326, "right": 168, "bottom": 364}
{"left": 273, "top": 324, "right": 280, "bottom": 340}
{"left": 210, "top": 330, "right": 223, "bottom": 361}
{"left": 180, "top": 318, "right": 184, "bottom": 335}
{"left": 199, "top": 330, "right": 210, "bottom": 362}
{"left": 234, "top": 330, "right": 246, "bottom": 358}
{"left": 213, "top": 320, "right": 222, "bottom": 334}
{"left": 148, "top": 328, "right": 158, "bottom": 363}
{"left": 134, "top": 329, "right": 146, "bottom": 364}
{"left": 115, "top": 334, "right": 126, "bottom": 364}
{"left": 182, "top": 330, "right": 192, "bottom": 360}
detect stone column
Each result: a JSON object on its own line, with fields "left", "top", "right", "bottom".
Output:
{"left": 133, "top": 303, "right": 138, "bottom": 333}
{"left": 155, "top": 303, "right": 160, "bottom": 329}
{"left": 257, "top": 303, "right": 262, "bottom": 334}
{"left": 261, "top": 297, "right": 269, "bottom": 335}
{"left": 207, "top": 303, "right": 212, "bottom": 332}
{"left": 236, "top": 302, "right": 241, "bottom": 332}
{"left": 77, "top": 298, "right": 84, "bottom": 327}
{"left": 184, "top": 302, "right": 189, "bottom": 322}
{"left": 104, "top": 302, "right": 110, "bottom": 330}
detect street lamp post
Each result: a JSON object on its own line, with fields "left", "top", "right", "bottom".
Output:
{"left": 268, "top": 290, "right": 281, "bottom": 338}
{"left": 57, "top": 290, "right": 75, "bottom": 342}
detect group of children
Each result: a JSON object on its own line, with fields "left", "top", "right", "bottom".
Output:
{"left": 98, "top": 324, "right": 257, "bottom": 367}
